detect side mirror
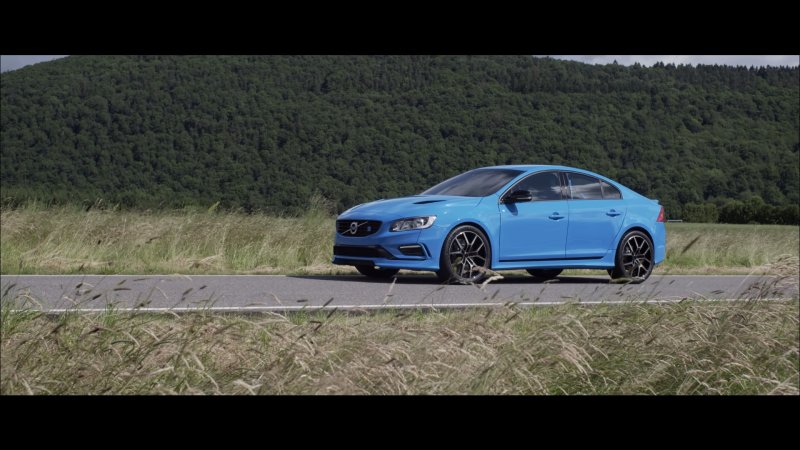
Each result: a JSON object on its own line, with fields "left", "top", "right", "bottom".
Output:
{"left": 504, "top": 190, "right": 533, "bottom": 203}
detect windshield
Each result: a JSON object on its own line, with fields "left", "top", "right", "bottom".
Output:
{"left": 421, "top": 168, "right": 524, "bottom": 197}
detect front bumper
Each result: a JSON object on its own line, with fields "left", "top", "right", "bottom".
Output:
{"left": 332, "top": 225, "right": 447, "bottom": 271}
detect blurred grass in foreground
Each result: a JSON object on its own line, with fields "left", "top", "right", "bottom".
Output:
{"left": 2, "top": 237, "right": 796, "bottom": 395}
{"left": 2, "top": 295, "right": 797, "bottom": 394}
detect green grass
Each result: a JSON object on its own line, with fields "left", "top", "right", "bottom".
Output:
{"left": 664, "top": 222, "right": 800, "bottom": 273}
{"left": 1, "top": 205, "right": 798, "bottom": 275}
{"left": 1, "top": 204, "right": 340, "bottom": 275}
{"left": 2, "top": 295, "right": 797, "bottom": 394}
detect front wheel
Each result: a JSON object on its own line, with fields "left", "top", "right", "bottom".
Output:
{"left": 437, "top": 225, "right": 491, "bottom": 284}
{"left": 609, "top": 230, "right": 654, "bottom": 282}
{"left": 355, "top": 265, "right": 399, "bottom": 278}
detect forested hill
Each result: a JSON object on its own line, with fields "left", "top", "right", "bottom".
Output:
{"left": 1, "top": 55, "right": 798, "bottom": 219}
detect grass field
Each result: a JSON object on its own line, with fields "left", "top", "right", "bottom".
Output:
{"left": 1, "top": 205, "right": 798, "bottom": 275}
{"left": 2, "top": 292, "right": 797, "bottom": 395}
{"left": 3, "top": 206, "right": 798, "bottom": 395}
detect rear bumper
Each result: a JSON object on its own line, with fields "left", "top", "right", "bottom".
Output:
{"left": 654, "top": 222, "right": 666, "bottom": 264}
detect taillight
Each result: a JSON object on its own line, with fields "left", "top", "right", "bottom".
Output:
{"left": 656, "top": 206, "right": 665, "bottom": 222}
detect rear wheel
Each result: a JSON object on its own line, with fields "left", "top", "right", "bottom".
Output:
{"left": 526, "top": 269, "right": 562, "bottom": 280}
{"left": 355, "top": 265, "right": 399, "bottom": 278}
{"left": 609, "top": 230, "right": 654, "bottom": 282}
{"left": 437, "top": 225, "right": 491, "bottom": 284}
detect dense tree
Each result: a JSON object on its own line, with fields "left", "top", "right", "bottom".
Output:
{"left": 1, "top": 56, "right": 798, "bottom": 223}
{"left": 717, "top": 199, "right": 799, "bottom": 225}
{"left": 682, "top": 203, "right": 720, "bottom": 223}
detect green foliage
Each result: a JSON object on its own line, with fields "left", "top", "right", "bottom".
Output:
{"left": 1, "top": 56, "right": 798, "bottom": 219}
{"left": 719, "top": 199, "right": 800, "bottom": 225}
{"left": 682, "top": 203, "right": 719, "bottom": 223}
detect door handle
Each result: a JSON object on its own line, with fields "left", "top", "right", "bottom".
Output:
{"left": 548, "top": 213, "right": 565, "bottom": 220}
{"left": 606, "top": 209, "right": 622, "bottom": 217}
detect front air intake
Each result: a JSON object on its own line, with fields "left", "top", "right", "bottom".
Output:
{"left": 333, "top": 245, "right": 395, "bottom": 259}
{"left": 398, "top": 245, "right": 426, "bottom": 257}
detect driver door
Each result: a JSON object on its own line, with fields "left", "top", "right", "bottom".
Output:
{"left": 498, "top": 171, "right": 569, "bottom": 261}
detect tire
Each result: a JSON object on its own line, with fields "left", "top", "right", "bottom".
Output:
{"left": 355, "top": 265, "right": 399, "bottom": 278}
{"left": 526, "top": 269, "right": 562, "bottom": 280}
{"left": 437, "top": 225, "right": 491, "bottom": 284}
{"left": 609, "top": 230, "right": 654, "bottom": 282}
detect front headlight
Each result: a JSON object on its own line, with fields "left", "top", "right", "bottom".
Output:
{"left": 390, "top": 216, "right": 437, "bottom": 232}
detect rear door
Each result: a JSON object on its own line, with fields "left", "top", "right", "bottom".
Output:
{"left": 564, "top": 173, "right": 627, "bottom": 258}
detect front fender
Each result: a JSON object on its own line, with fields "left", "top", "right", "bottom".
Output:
{"left": 417, "top": 199, "right": 501, "bottom": 268}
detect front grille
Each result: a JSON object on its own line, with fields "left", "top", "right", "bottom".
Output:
{"left": 336, "top": 220, "right": 381, "bottom": 237}
{"left": 333, "top": 245, "right": 395, "bottom": 259}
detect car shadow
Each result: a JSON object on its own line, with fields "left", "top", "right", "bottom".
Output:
{"left": 287, "top": 274, "right": 615, "bottom": 285}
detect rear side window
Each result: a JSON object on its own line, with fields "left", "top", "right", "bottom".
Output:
{"left": 513, "top": 172, "right": 562, "bottom": 201}
{"left": 567, "top": 173, "right": 603, "bottom": 200}
{"left": 600, "top": 180, "right": 622, "bottom": 199}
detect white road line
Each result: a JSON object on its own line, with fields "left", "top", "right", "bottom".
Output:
{"left": 27, "top": 298, "right": 791, "bottom": 313}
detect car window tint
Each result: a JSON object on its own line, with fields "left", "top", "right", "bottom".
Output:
{"left": 421, "top": 168, "right": 523, "bottom": 197}
{"left": 600, "top": 180, "right": 622, "bottom": 199}
{"left": 568, "top": 173, "right": 603, "bottom": 200}
{"left": 514, "top": 172, "right": 562, "bottom": 201}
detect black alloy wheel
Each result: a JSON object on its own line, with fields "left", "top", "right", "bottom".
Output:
{"left": 437, "top": 225, "right": 491, "bottom": 284}
{"left": 609, "top": 230, "right": 654, "bottom": 282}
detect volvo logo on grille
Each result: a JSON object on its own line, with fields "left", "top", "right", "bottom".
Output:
{"left": 349, "top": 222, "right": 360, "bottom": 235}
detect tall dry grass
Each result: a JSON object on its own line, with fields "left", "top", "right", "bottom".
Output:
{"left": 2, "top": 295, "right": 797, "bottom": 394}
{"left": 665, "top": 222, "right": 800, "bottom": 273}
{"left": 1, "top": 203, "right": 798, "bottom": 275}
{"left": 1, "top": 199, "right": 342, "bottom": 275}
{"left": 2, "top": 253, "right": 796, "bottom": 395}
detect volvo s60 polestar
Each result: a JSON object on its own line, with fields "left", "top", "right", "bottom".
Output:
{"left": 332, "top": 165, "right": 666, "bottom": 284}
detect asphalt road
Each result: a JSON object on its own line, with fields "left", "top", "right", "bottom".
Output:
{"left": 1, "top": 273, "right": 796, "bottom": 312}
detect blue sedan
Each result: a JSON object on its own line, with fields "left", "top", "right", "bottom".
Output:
{"left": 333, "top": 165, "right": 666, "bottom": 283}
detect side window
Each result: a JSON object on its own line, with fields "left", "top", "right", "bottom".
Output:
{"left": 600, "top": 180, "right": 622, "bottom": 199}
{"left": 514, "top": 172, "right": 562, "bottom": 201}
{"left": 568, "top": 173, "right": 603, "bottom": 200}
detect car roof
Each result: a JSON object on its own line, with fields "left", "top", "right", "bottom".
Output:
{"left": 481, "top": 164, "right": 586, "bottom": 173}
{"left": 479, "top": 165, "right": 648, "bottom": 201}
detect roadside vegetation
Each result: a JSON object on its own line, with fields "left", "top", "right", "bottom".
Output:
{"left": 2, "top": 205, "right": 798, "bottom": 276}
{"left": 3, "top": 207, "right": 797, "bottom": 395}
{"left": 2, "top": 277, "right": 797, "bottom": 394}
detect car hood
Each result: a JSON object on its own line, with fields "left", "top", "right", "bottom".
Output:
{"left": 338, "top": 195, "right": 483, "bottom": 220}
